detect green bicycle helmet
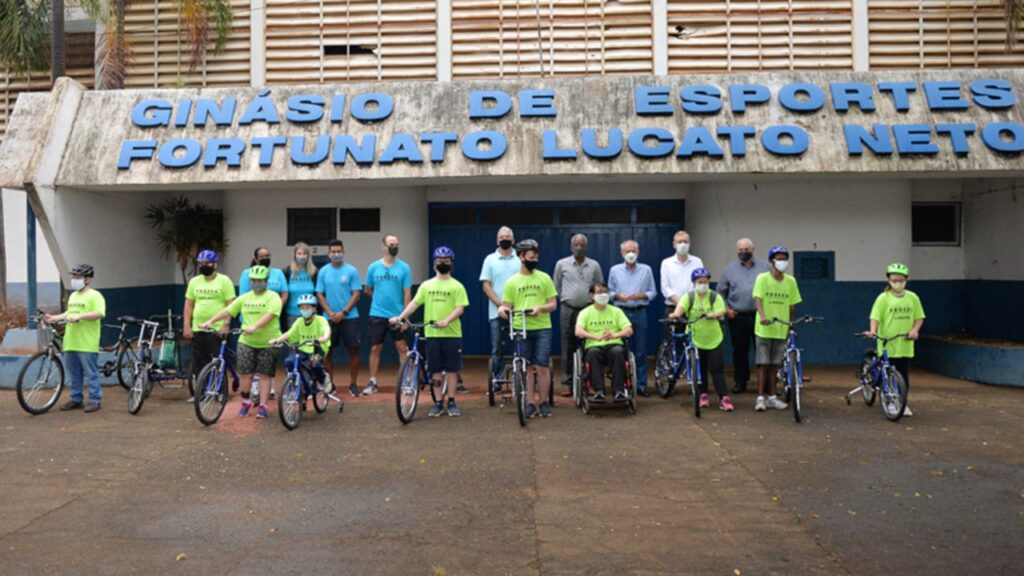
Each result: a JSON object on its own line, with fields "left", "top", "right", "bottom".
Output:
{"left": 886, "top": 262, "right": 909, "bottom": 277}
{"left": 248, "top": 265, "right": 270, "bottom": 280}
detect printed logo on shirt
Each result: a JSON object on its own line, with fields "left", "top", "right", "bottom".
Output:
{"left": 373, "top": 272, "right": 404, "bottom": 282}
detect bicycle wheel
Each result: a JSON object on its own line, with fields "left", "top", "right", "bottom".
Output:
{"left": 789, "top": 353, "right": 802, "bottom": 423}
{"left": 487, "top": 368, "right": 497, "bottom": 407}
{"left": 278, "top": 374, "right": 302, "bottom": 430}
{"left": 881, "top": 368, "right": 908, "bottom": 422}
{"left": 686, "top": 348, "right": 700, "bottom": 418}
{"left": 514, "top": 365, "right": 527, "bottom": 427}
{"left": 430, "top": 372, "right": 448, "bottom": 405}
{"left": 859, "top": 358, "right": 877, "bottom": 406}
{"left": 310, "top": 367, "right": 329, "bottom": 414}
{"left": 16, "top": 350, "right": 65, "bottom": 415}
{"left": 116, "top": 344, "right": 137, "bottom": 390}
{"left": 572, "top": 351, "right": 583, "bottom": 409}
{"left": 654, "top": 341, "right": 675, "bottom": 398}
{"left": 395, "top": 357, "right": 420, "bottom": 425}
{"left": 194, "top": 361, "right": 227, "bottom": 426}
{"left": 127, "top": 363, "right": 147, "bottom": 415}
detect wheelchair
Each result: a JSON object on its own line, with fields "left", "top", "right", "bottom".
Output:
{"left": 571, "top": 338, "right": 637, "bottom": 415}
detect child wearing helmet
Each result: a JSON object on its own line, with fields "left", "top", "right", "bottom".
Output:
{"left": 391, "top": 246, "right": 470, "bottom": 417}
{"left": 183, "top": 249, "right": 235, "bottom": 403}
{"left": 866, "top": 263, "right": 925, "bottom": 416}
{"left": 752, "top": 245, "right": 802, "bottom": 412}
{"left": 669, "top": 267, "right": 734, "bottom": 412}
{"left": 270, "top": 293, "right": 332, "bottom": 396}
{"left": 49, "top": 263, "right": 107, "bottom": 413}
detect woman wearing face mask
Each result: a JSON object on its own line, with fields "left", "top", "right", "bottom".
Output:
{"left": 669, "top": 268, "right": 733, "bottom": 412}
{"left": 283, "top": 242, "right": 319, "bottom": 327}
{"left": 239, "top": 247, "right": 289, "bottom": 300}
{"left": 865, "top": 263, "right": 925, "bottom": 416}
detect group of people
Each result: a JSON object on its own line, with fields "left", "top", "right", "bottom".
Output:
{"left": 45, "top": 226, "right": 926, "bottom": 420}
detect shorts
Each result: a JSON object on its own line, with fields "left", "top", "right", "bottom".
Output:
{"left": 522, "top": 329, "right": 553, "bottom": 368}
{"left": 368, "top": 316, "right": 404, "bottom": 347}
{"left": 756, "top": 336, "right": 786, "bottom": 366}
{"left": 426, "top": 338, "right": 463, "bottom": 373}
{"left": 330, "top": 318, "right": 361, "bottom": 349}
{"left": 237, "top": 343, "right": 278, "bottom": 377}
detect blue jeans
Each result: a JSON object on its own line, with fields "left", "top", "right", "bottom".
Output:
{"left": 65, "top": 351, "right": 101, "bottom": 404}
{"left": 621, "top": 307, "right": 649, "bottom": 390}
{"left": 488, "top": 317, "right": 508, "bottom": 380}
{"left": 285, "top": 351, "right": 326, "bottom": 385}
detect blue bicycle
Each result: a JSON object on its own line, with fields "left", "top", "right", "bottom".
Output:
{"left": 277, "top": 341, "right": 338, "bottom": 430}
{"left": 847, "top": 333, "right": 909, "bottom": 421}
{"left": 395, "top": 321, "right": 446, "bottom": 425}
{"left": 656, "top": 315, "right": 708, "bottom": 418}
{"left": 193, "top": 329, "right": 242, "bottom": 426}
{"left": 767, "top": 315, "right": 824, "bottom": 423}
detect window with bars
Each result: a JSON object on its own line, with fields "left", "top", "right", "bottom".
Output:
{"left": 868, "top": 0, "right": 1024, "bottom": 69}
{"left": 451, "top": 0, "right": 655, "bottom": 79}
{"left": 667, "top": 0, "right": 855, "bottom": 74}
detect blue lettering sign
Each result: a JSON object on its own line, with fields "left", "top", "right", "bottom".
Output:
{"left": 635, "top": 86, "right": 672, "bottom": 115}
{"left": 627, "top": 128, "right": 675, "bottom": 158}
{"left": 581, "top": 128, "right": 623, "bottom": 159}
{"left": 469, "top": 91, "right": 512, "bottom": 119}
{"left": 893, "top": 124, "right": 938, "bottom": 155}
{"left": 521, "top": 89, "right": 557, "bottom": 117}
{"left": 761, "top": 125, "right": 809, "bottom": 156}
{"left": 203, "top": 138, "right": 245, "bottom": 167}
{"left": 844, "top": 124, "right": 893, "bottom": 156}
{"left": 461, "top": 131, "right": 507, "bottom": 161}
{"left": 158, "top": 139, "right": 202, "bottom": 168}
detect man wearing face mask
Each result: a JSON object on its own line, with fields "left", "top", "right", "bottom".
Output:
{"left": 317, "top": 239, "right": 362, "bottom": 398}
{"left": 479, "top": 226, "right": 519, "bottom": 393}
{"left": 660, "top": 230, "right": 705, "bottom": 339}
{"left": 553, "top": 234, "right": 604, "bottom": 397}
{"left": 575, "top": 282, "right": 633, "bottom": 402}
{"left": 752, "top": 245, "right": 802, "bottom": 412}
{"left": 51, "top": 264, "right": 106, "bottom": 413}
{"left": 183, "top": 250, "right": 235, "bottom": 403}
{"left": 608, "top": 240, "right": 657, "bottom": 396}
{"left": 364, "top": 234, "right": 412, "bottom": 396}
{"left": 716, "top": 238, "right": 771, "bottom": 394}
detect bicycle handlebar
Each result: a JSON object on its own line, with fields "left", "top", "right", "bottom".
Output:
{"left": 770, "top": 315, "right": 824, "bottom": 327}
{"left": 659, "top": 314, "right": 709, "bottom": 326}
{"left": 198, "top": 328, "right": 243, "bottom": 338}
{"left": 856, "top": 332, "right": 908, "bottom": 344}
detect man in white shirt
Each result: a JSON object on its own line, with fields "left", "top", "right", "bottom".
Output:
{"left": 659, "top": 230, "right": 705, "bottom": 337}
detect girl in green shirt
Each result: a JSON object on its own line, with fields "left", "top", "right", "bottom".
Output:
{"left": 670, "top": 268, "right": 734, "bottom": 412}
{"left": 866, "top": 263, "right": 925, "bottom": 416}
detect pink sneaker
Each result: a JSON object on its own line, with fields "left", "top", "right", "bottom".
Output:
{"left": 720, "top": 396, "right": 735, "bottom": 412}
{"left": 699, "top": 393, "right": 710, "bottom": 408}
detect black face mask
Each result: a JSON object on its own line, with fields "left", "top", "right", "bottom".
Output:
{"left": 499, "top": 239, "right": 513, "bottom": 250}
{"left": 738, "top": 252, "right": 753, "bottom": 262}
{"left": 199, "top": 265, "right": 215, "bottom": 276}
{"left": 523, "top": 260, "right": 539, "bottom": 271}
{"left": 436, "top": 263, "right": 452, "bottom": 275}
{"left": 388, "top": 246, "right": 399, "bottom": 257}
{"left": 258, "top": 257, "right": 271, "bottom": 267}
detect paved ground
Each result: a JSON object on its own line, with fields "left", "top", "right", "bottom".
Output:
{"left": 1, "top": 361, "right": 1022, "bottom": 576}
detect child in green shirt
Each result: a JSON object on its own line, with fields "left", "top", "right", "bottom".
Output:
{"left": 270, "top": 294, "right": 333, "bottom": 405}
{"left": 669, "top": 268, "right": 733, "bottom": 412}
{"left": 866, "top": 262, "right": 925, "bottom": 416}
{"left": 574, "top": 283, "right": 633, "bottom": 401}
{"left": 752, "top": 245, "right": 802, "bottom": 413}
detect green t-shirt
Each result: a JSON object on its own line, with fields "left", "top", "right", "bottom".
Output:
{"left": 575, "top": 304, "right": 632, "bottom": 349}
{"left": 63, "top": 288, "right": 106, "bottom": 353}
{"left": 869, "top": 290, "right": 926, "bottom": 358}
{"left": 185, "top": 273, "right": 236, "bottom": 331}
{"left": 501, "top": 271, "right": 559, "bottom": 331}
{"left": 226, "top": 290, "right": 282, "bottom": 349}
{"left": 752, "top": 272, "right": 803, "bottom": 340}
{"left": 286, "top": 315, "right": 331, "bottom": 355}
{"left": 414, "top": 276, "right": 470, "bottom": 338}
{"left": 674, "top": 291, "right": 726, "bottom": 350}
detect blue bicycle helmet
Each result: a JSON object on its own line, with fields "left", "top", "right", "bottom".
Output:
{"left": 297, "top": 294, "right": 317, "bottom": 306}
{"left": 768, "top": 245, "right": 789, "bottom": 260}
{"left": 691, "top": 267, "right": 711, "bottom": 282}
{"left": 197, "top": 249, "right": 219, "bottom": 263}
{"left": 433, "top": 246, "right": 455, "bottom": 259}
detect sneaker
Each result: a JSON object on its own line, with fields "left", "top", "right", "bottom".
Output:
{"left": 699, "top": 393, "right": 710, "bottom": 408}
{"left": 591, "top": 390, "right": 606, "bottom": 402}
{"left": 614, "top": 390, "right": 628, "bottom": 402}
{"left": 255, "top": 405, "right": 269, "bottom": 419}
{"left": 239, "top": 401, "right": 253, "bottom": 417}
{"left": 84, "top": 403, "right": 101, "bottom": 413}
{"left": 349, "top": 383, "right": 361, "bottom": 397}
{"left": 59, "top": 400, "right": 83, "bottom": 411}
{"left": 362, "top": 383, "right": 379, "bottom": 396}
{"left": 429, "top": 402, "right": 444, "bottom": 417}
{"left": 456, "top": 382, "right": 470, "bottom": 395}
{"left": 539, "top": 401, "right": 551, "bottom": 418}
{"left": 525, "top": 404, "right": 538, "bottom": 419}
{"left": 755, "top": 396, "right": 767, "bottom": 412}
{"left": 186, "top": 395, "right": 196, "bottom": 404}
{"left": 268, "top": 387, "right": 276, "bottom": 400}
{"left": 447, "top": 399, "right": 461, "bottom": 417}
{"left": 767, "top": 396, "right": 788, "bottom": 410}
{"left": 903, "top": 405, "right": 914, "bottom": 417}
{"left": 720, "top": 396, "right": 735, "bottom": 412}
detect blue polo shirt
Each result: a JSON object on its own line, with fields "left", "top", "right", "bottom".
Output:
{"left": 479, "top": 248, "right": 520, "bottom": 320}
{"left": 316, "top": 262, "right": 362, "bottom": 320}
{"left": 365, "top": 259, "right": 412, "bottom": 318}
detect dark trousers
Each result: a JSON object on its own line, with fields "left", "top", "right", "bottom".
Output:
{"left": 585, "top": 344, "right": 627, "bottom": 394}
{"left": 698, "top": 346, "right": 728, "bottom": 398}
{"left": 189, "top": 332, "right": 221, "bottom": 395}
{"left": 559, "top": 303, "right": 583, "bottom": 385}
{"left": 727, "top": 312, "right": 756, "bottom": 386}
{"left": 891, "top": 357, "right": 911, "bottom": 387}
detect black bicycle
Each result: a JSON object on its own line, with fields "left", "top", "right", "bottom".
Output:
{"left": 15, "top": 315, "right": 66, "bottom": 415}
{"left": 99, "top": 316, "right": 139, "bottom": 390}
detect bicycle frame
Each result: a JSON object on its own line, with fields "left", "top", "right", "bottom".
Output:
{"left": 508, "top": 310, "right": 528, "bottom": 376}
{"left": 781, "top": 327, "right": 804, "bottom": 390}
{"left": 202, "top": 331, "right": 241, "bottom": 396}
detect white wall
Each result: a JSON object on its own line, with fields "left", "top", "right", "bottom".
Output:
{"left": 687, "top": 179, "right": 912, "bottom": 282}
{"left": 963, "top": 178, "right": 1024, "bottom": 281}
{"left": 427, "top": 182, "right": 690, "bottom": 203}
{"left": 3, "top": 188, "right": 60, "bottom": 283}
{"left": 910, "top": 179, "right": 965, "bottom": 281}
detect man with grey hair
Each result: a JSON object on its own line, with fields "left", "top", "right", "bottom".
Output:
{"left": 660, "top": 230, "right": 704, "bottom": 338}
{"left": 553, "top": 233, "right": 604, "bottom": 395}
{"left": 608, "top": 239, "right": 657, "bottom": 395}
{"left": 716, "top": 237, "right": 771, "bottom": 394}
{"left": 480, "top": 226, "right": 520, "bottom": 391}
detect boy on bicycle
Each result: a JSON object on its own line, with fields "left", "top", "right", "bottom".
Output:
{"left": 391, "top": 247, "right": 469, "bottom": 417}
{"left": 270, "top": 294, "right": 333, "bottom": 406}
{"left": 752, "top": 246, "right": 802, "bottom": 412}
{"left": 668, "top": 268, "right": 733, "bottom": 412}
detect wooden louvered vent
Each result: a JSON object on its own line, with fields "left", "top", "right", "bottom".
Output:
{"left": 451, "top": 0, "right": 655, "bottom": 79}
{"left": 667, "top": 0, "right": 854, "bottom": 74}
{"left": 265, "top": 0, "right": 438, "bottom": 85}
{"left": 868, "top": 0, "right": 1024, "bottom": 69}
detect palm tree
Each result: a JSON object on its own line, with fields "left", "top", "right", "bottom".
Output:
{"left": 1008, "top": 1, "right": 1024, "bottom": 47}
{"left": 146, "top": 196, "right": 228, "bottom": 284}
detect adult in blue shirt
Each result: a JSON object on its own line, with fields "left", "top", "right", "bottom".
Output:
{"left": 479, "top": 226, "right": 520, "bottom": 390}
{"left": 363, "top": 233, "right": 412, "bottom": 396}
{"left": 284, "top": 242, "right": 318, "bottom": 327}
{"left": 317, "top": 239, "right": 363, "bottom": 398}
{"left": 608, "top": 240, "right": 657, "bottom": 396}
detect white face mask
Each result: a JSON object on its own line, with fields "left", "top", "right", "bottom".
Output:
{"left": 774, "top": 260, "right": 789, "bottom": 273}
{"left": 889, "top": 280, "right": 906, "bottom": 292}
{"left": 675, "top": 242, "right": 689, "bottom": 256}
{"left": 695, "top": 283, "right": 709, "bottom": 294}
{"left": 70, "top": 278, "right": 86, "bottom": 291}
{"left": 593, "top": 293, "right": 610, "bottom": 306}
{"left": 624, "top": 252, "right": 638, "bottom": 265}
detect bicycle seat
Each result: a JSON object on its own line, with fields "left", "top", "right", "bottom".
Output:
{"left": 118, "top": 316, "right": 138, "bottom": 323}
